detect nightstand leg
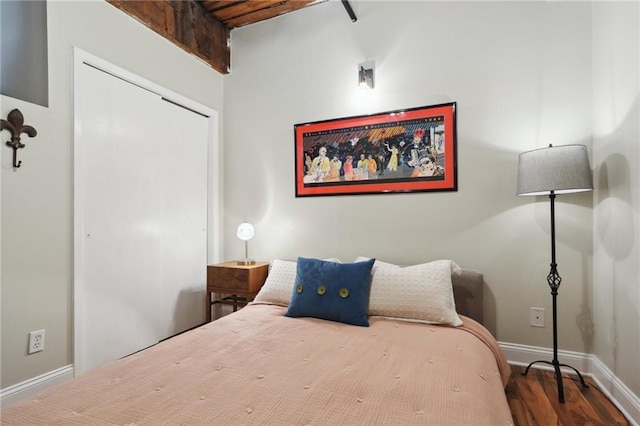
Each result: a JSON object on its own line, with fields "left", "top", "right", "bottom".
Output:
{"left": 205, "top": 291, "right": 212, "bottom": 322}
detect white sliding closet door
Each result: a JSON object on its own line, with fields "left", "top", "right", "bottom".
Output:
{"left": 157, "top": 100, "right": 208, "bottom": 339}
{"left": 75, "top": 62, "right": 207, "bottom": 375}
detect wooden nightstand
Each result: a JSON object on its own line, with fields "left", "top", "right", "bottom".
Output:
{"left": 206, "top": 261, "right": 269, "bottom": 322}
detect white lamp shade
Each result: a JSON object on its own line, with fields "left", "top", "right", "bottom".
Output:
{"left": 236, "top": 222, "right": 255, "bottom": 241}
{"left": 517, "top": 144, "right": 593, "bottom": 196}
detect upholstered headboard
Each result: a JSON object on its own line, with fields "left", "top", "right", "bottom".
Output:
{"left": 452, "top": 269, "right": 484, "bottom": 325}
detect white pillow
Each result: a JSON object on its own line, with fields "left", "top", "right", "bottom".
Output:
{"left": 254, "top": 259, "right": 297, "bottom": 306}
{"left": 254, "top": 258, "right": 342, "bottom": 306}
{"left": 356, "top": 257, "right": 463, "bottom": 326}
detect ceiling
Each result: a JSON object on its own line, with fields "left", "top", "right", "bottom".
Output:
{"left": 199, "top": 0, "right": 328, "bottom": 30}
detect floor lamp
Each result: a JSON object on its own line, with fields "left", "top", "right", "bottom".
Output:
{"left": 516, "top": 144, "right": 593, "bottom": 403}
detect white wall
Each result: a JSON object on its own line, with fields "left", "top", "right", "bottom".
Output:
{"left": 4, "top": 0, "right": 637, "bottom": 409}
{"left": 1, "top": 0, "right": 224, "bottom": 389}
{"left": 592, "top": 1, "right": 640, "bottom": 400}
{"left": 224, "top": 0, "right": 594, "bottom": 352}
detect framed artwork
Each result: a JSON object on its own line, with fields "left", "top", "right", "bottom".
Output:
{"left": 294, "top": 102, "right": 457, "bottom": 197}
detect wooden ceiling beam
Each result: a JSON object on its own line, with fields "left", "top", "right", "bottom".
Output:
{"left": 224, "top": 0, "right": 317, "bottom": 29}
{"left": 108, "top": 0, "right": 230, "bottom": 74}
{"left": 200, "top": 0, "right": 245, "bottom": 13}
{"left": 208, "top": 0, "right": 284, "bottom": 22}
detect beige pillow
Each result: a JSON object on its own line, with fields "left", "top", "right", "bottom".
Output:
{"left": 356, "top": 257, "right": 463, "bottom": 326}
{"left": 254, "top": 258, "right": 342, "bottom": 306}
{"left": 253, "top": 259, "right": 297, "bottom": 306}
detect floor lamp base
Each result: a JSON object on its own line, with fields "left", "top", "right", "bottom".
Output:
{"left": 522, "top": 359, "right": 588, "bottom": 403}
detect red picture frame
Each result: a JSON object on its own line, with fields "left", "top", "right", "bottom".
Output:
{"left": 294, "top": 102, "right": 457, "bottom": 197}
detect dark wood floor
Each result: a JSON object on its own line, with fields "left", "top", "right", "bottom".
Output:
{"left": 506, "top": 364, "right": 630, "bottom": 425}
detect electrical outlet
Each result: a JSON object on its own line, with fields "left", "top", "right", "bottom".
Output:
{"left": 530, "top": 308, "right": 545, "bottom": 328}
{"left": 28, "top": 329, "right": 45, "bottom": 354}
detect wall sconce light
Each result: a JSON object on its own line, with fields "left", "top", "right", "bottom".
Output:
{"left": 236, "top": 222, "right": 256, "bottom": 265}
{"left": 358, "top": 65, "right": 374, "bottom": 89}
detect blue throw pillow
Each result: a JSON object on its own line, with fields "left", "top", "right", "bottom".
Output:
{"left": 285, "top": 257, "right": 375, "bottom": 327}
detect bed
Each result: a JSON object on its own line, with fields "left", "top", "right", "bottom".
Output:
{"left": 2, "top": 258, "right": 513, "bottom": 425}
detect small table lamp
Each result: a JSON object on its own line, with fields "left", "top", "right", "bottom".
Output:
{"left": 236, "top": 222, "right": 256, "bottom": 265}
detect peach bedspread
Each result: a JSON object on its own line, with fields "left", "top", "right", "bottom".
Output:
{"left": 2, "top": 303, "right": 513, "bottom": 425}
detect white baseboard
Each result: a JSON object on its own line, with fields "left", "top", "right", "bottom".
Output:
{"left": 590, "top": 356, "right": 640, "bottom": 426}
{"left": 499, "top": 341, "right": 591, "bottom": 372}
{"left": 0, "top": 364, "right": 74, "bottom": 408}
{"left": 500, "top": 342, "right": 640, "bottom": 426}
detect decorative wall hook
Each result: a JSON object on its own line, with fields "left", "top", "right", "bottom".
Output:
{"left": 1, "top": 109, "right": 38, "bottom": 168}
